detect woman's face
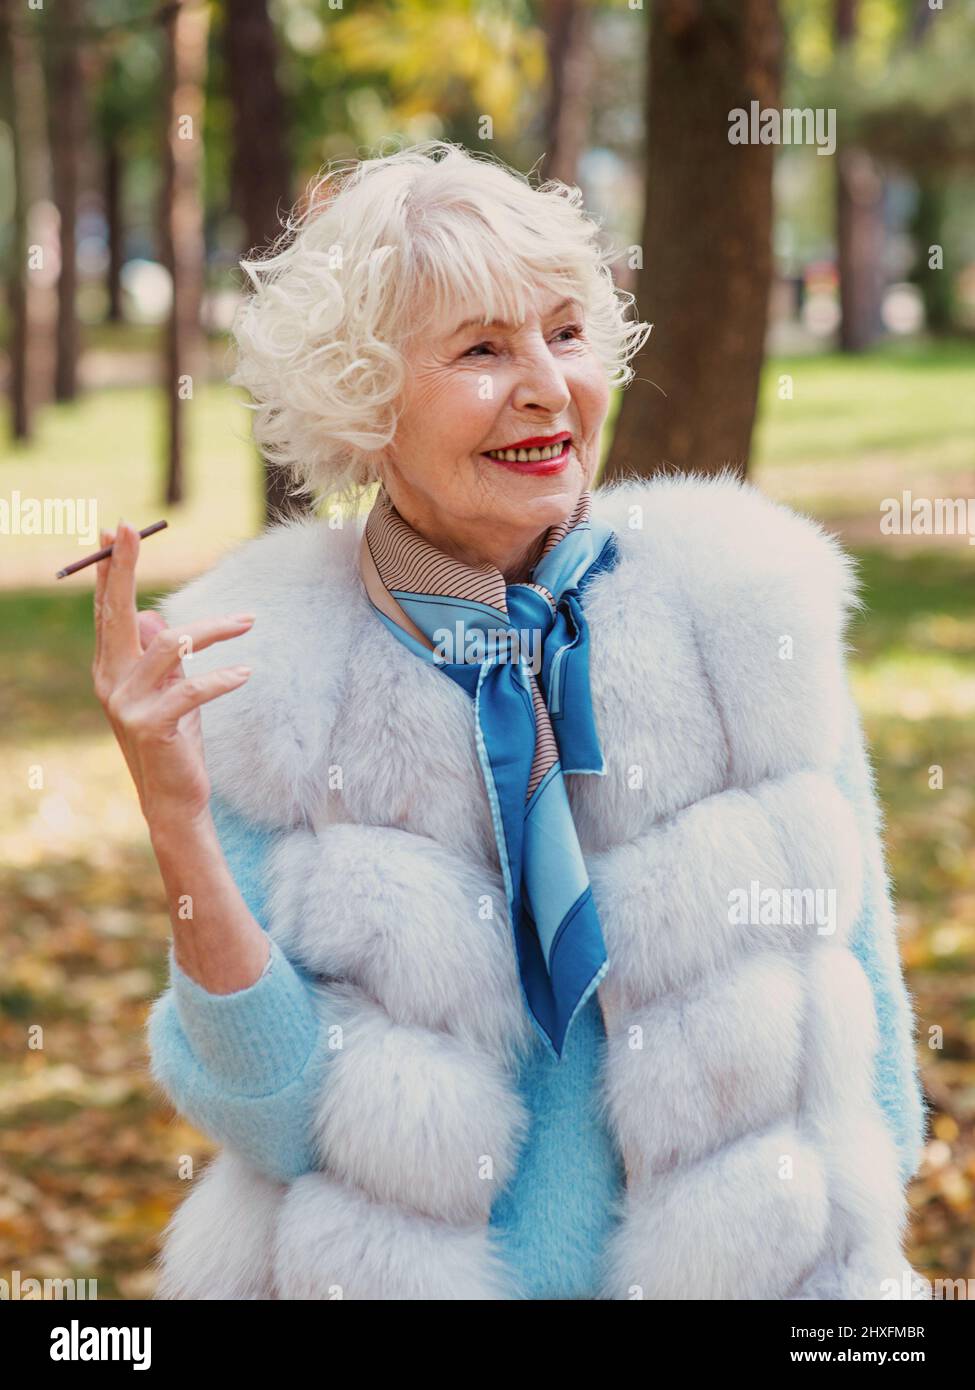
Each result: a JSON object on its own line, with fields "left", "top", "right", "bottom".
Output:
{"left": 379, "top": 284, "right": 611, "bottom": 577}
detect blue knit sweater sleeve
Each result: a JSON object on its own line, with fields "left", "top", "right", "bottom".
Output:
{"left": 833, "top": 686, "right": 928, "bottom": 1186}
{"left": 145, "top": 794, "right": 335, "bottom": 1183}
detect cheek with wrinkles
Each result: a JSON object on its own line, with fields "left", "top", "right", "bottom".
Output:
{"left": 397, "top": 353, "right": 608, "bottom": 474}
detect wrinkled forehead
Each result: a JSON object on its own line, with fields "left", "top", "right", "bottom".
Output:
{"left": 411, "top": 271, "right": 585, "bottom": 347}
{"left": 399, "top": 213, "right": 584, "bottom": 340}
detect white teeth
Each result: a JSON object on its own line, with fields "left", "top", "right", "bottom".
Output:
{"left": 485, "top": 442, "right": 567, "bottom": 462}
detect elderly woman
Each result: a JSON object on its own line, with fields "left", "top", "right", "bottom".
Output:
{"left": 93, "top": 141, "right": 927, "bottom": 1301}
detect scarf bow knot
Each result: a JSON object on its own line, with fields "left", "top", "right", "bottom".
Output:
{"left": 361, "top": 487, "right": 619, "bottom": 1059}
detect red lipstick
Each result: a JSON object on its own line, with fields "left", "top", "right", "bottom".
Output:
{"left": 481, "top": 431, "right": 573, "bottom": 476}
{"left": 487, "top": 431, "right": 571, "bottom": 451}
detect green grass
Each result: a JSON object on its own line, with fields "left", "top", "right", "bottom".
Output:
{"left": 755, "top": 339, "right": 975, "bottom": 470}
{"left": 850, "top": 545, "right": 975, "bottom": 664}
{"left": 752, "top": 340, "right": 975, "bottom": 521}
{"left": 0, "top": 381, "right": 263, "bottom": 589}
{"left": 844, "top": 547, "right": 975, "bottom": 940}
{"left": 0, "top": 587, "right": 166, "bottom": 745}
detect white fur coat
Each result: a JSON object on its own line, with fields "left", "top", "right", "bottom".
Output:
{"left": 152, "top": 472, "right": 925, "bottom": 1300}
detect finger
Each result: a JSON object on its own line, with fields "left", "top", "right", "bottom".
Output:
{"left": 138, "top": 609, "right": 168, "bottom": 652}
{"left": 100, "top": 520, "right": 142, "bottom": 679}
{"left": 156, "top": 665, "right": 252, "bottom": 726}
{"left": 124, "top": 614, "right": 255, "bottom": 700}
{"left": 93, "top": 528, "right": 116, "bottom": 666}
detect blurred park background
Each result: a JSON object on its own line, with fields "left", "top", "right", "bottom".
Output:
{"left": 1, "top": 0, "right": 974, "bottom": 1297}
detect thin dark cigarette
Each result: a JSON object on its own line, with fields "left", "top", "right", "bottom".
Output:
{"left": 55, "top": 520, "right": 169, "bottom": 579}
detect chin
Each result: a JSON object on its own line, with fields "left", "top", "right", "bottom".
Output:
{"left": 484, "top": 455, "right": 586, "bottom": 513}
{"left": 503, "top": 483, "right": 582, "bottom": 534}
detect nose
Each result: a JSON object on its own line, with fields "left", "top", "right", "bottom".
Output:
{"left": 510, "top": 334, "right": 572, "bottom": 417}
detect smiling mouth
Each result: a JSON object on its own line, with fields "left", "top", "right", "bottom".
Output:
{"left": 482, "top": 440, "right": 571, "bottom": 464}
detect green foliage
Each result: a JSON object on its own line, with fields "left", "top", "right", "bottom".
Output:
{"left": 785, "top": 0, "right": 975, "bottom": 168}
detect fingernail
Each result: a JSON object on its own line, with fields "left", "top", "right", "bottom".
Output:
{"left": 232, "top": 613, "right": 256, "bottom": 625}
{"left": 232, "top": 666, "right": 252, "bottom": 678}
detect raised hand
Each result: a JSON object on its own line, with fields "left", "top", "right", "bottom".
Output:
{"left": 92, "top": 521, "right": 255, "bottom": 833}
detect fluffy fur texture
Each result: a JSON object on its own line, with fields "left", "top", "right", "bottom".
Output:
{"left": 152, "top": 471, "right": 925, "bottom": 1300}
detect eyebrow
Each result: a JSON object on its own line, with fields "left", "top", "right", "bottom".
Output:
{"left": 446, "top": 297, "right": 581, "bottom": 339}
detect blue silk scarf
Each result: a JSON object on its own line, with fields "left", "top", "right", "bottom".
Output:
{"left": 360, "top": 486, "right": 619, "bottom": 1060}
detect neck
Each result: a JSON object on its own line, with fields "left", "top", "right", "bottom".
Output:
{"left": 442, "top": 527, "right": 548, "bottom": 584}
{"left": 385, "top": 495, "right": 552, "bottom": 584}
{"left": 500, "top": 531, "right": 549, "bottom": 583}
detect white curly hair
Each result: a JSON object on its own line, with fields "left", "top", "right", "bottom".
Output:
{"left": 230, "top": 138, "right": 651, "bottom": 512}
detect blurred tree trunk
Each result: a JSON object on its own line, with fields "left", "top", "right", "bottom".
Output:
{"left": 834, "top": 0, "right": 884, "bottom": 352}
{"left": 97, "top": 52, "right": 130, "bottom": 325}
{"left": 104, "top": 130, "right": 124, "bottom": 323}
{"left": 835, "top": 145, "right": 884, "bottom": 350}
{"left": 225, "top": 0, "right": 290, "bottom": 255}
{"left": 910, "top": 0, "right": 935, "bottom": 43}
{"left": 224, "top": 0, "right": 305, "bottom": 524}
{"left": 0, "top": 0, "right": 51, "bottom": 439}
{"left": 906, "top": 1, "right": 949, "bottom": 335}
{"left": 159, "top": 0, "right": 210, "bottom": 506}
{"left": 541, "top": 0, "right": 594, "bottom": 186}
{"left": 909, "top": 176, "right": 952, "bottom": 334}
{"left": 604, "top": 0, "right": 783, "bottom": 484}
{"left": 47, "top": 0, "right": 85, "bottom": 401}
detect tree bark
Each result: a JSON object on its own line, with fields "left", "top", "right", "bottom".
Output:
{"left": 834, "top": 0, "right": 884, "bottom": 353}
{"left": 48, "top": 0, "right": 85, "bottom": 401}
{"left": 910, "top": 175, "right": 952, "bottom": 334}
{"left": 541, "top": 0, "right": 595, "bottom": 187}
{"left": 104, "top": 130, "right": 124, "bottom": 323}
{"left": 159, "top": 0, "right": 210, "bottom": 507}
{"left": 0, "top": 0, "right": 51, "bottom": 439}
{"left": 604, "top": 0, "right": 783, "bottom": 485}
{"left": 224, "top": 0, "right": 304, "bottom": 524}
{"left": 835, "top": 145, "right": 885, "bottom": 351}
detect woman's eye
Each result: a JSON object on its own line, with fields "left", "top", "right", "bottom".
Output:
{"left": 461, "top": 324, "right": 582, "bottom": 358}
